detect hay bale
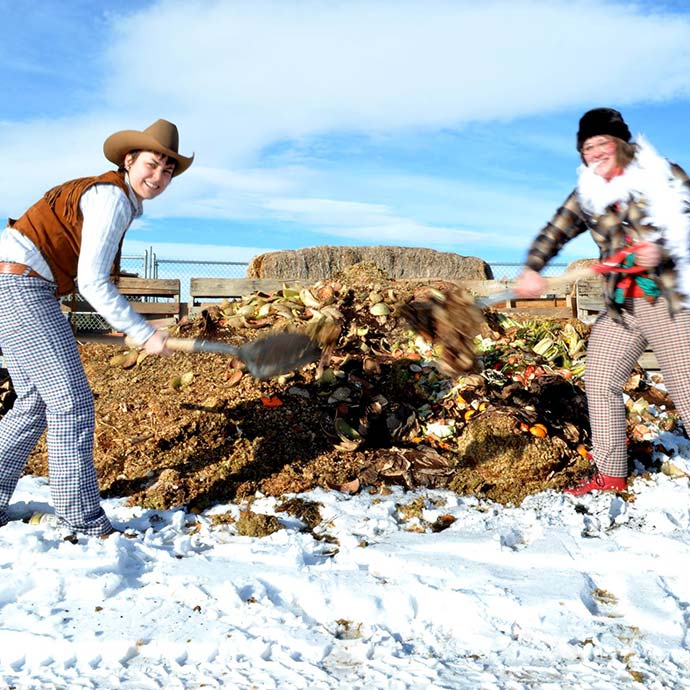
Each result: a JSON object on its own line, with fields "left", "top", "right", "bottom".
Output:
{"left": 247, "top": 245, "right": 493, "bottom": 281}
{"left": 565, "top": 257, "right": 603, "bottom": 288}
{"left": 566, "top": 257, "right": 597, "bottom": 269}
{"left": 566, "top": 257, "right": 604, "bottom": 320}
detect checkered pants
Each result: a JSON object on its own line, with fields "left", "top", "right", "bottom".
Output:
{"left": 585, "top": 298, "right": 690, "bottom": 477}
{"left": 0, "top": 274, "right": 112, "bottom": 535}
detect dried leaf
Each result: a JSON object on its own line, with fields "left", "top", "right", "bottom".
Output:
{"left": 369, "top": 302, "right": 391, "bottom": 316}
{"left": 109, "top": 353, "right": 128, "bottom": 367}
{"left": 335, "top": 416, "right": 362, "bottom": 442}
{"left": 661, "top": 460, "right": 690, "bottom": 478}
{"left": 227, "top": 369, "right": 244, "bottom": 386}
{"left": 300, "top": 288, "right": 322, "bottom": 309}
{"left": 328, "top": 387, "right": 352, "bottom": 404}
{"left": 330, "top": 478, "right": 360, "bottom": 494}
{"left": 181, "top": 371, "right": 194, "bottom": 387}
{"left": 316, "top": 285, "right": 336, "bottom": 304}
{"left": 244, "top": 318, "right": 273, "bottom": 329}
{"left": 121, "top": 351, "right": 140, "bottom": 369}
{"left": 363, "top": 357, "right": 381, "bottom": 376}
{"left": 200, "top": 396, "right": 221, "bottom": 410}
{"left": 257, "top": 302, "right": 272, "bottom": 318}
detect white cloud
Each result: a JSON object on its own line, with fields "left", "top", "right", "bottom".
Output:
{"left": 262, "top": 196, "right": 485, "bottom": 247}
{"left": 0, "top": 116, "right": 117, "bottom": 217}
{"left": 100, "top": 0, "right": 690, "bottom": 164}
{"left": 264, "top": 197, "right": 391, "bottom": 225}
{"left": 150, "top": 164, "right": 319, "bottom": 220}
{"left": 319, "top": 221, "right": 485, "bottom": 247}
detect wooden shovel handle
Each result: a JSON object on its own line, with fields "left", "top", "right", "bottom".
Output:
{"left": 542, "top": 265, "right": 604, "bottom": 291}
{"left": 544, "top": 258, "right": 648, "bottom": 292}
{"left": 165, "top": 337, "right": 239, "bottom": 356}
{"left": 478, "top": 248, "right": 649, "bottom": 307}
{"left": 545, "top": 243, "right": 651, "bottom": 290}
{"left": 79, "top": 334, "right": 240, "bottom": 357}
{"left": 475, "top": 270, "right": 595, "bottom": 307}
{"left": 78, "top": 331, "right": 320, "bottom": 379}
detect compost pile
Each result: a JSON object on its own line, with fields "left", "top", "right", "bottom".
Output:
{"left": 9, "top": 263, "right": 681, "bottom": 511}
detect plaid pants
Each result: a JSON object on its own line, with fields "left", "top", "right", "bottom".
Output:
{"left": 585, "top": 298, "right": 690, "bottom": 477}
{"left": 0, "top": 274, "right": 112, "bottom": 535}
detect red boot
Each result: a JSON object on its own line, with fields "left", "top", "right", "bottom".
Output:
{"left": 564, "top": 472, "right": 627, "bottom": 496}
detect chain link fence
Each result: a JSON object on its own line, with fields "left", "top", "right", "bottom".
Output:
{"left": 152, "top": 258, "right": 249, "bottom": 300}
{"left": 150, "top": 257, "right": 569, "bottom": 287}
{"left": 490, "top": 262, "right": 569, "bottom": 280}
{"left": 65, "top": 254, "right": 150, "bottom": 332}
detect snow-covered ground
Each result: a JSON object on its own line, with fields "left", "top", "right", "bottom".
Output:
{"left": 3, "top": 436, "right": 690, "bottom": 689}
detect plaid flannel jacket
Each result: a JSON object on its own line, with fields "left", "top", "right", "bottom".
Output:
{"left": 525, "top": 162, "right": 690, "bottom": 321}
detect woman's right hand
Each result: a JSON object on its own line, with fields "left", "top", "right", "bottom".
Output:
{"left": 633, "top": 241, "right": 662, "bottom": 268}
{"left": 514, "top": 267, "right": 548, "bottom": 298}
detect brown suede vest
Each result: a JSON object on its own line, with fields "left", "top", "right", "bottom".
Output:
{"left": 9, "top": 171, "right": 131, "bottom": 296}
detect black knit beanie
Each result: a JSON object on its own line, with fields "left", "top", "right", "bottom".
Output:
{"left": 576, "top": 108, "right": 631, "bottom": 150}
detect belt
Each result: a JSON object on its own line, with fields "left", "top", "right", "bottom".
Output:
{"left": 0, "top": 262, "right": 45, "bottom": 280}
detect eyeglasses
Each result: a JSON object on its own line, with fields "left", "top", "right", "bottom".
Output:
{"left": 581, "top": 139, "right": 616, "bottom": 156}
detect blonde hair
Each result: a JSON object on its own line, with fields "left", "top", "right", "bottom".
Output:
{"left": 614, "top": 138, "right": 636, "bottom": 169}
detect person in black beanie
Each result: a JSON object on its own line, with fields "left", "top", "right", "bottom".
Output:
{"left": 576, "top": 107, "right": 631, "bottom": 152}
{"left": 515, "top": 107, "right": 690, "bottom": 495}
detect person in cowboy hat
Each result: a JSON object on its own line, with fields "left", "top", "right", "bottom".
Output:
{"left": 515, "top": 107, "right": 690, "bottom": 496}
{"left": 0, "top": 118, "right": 193, "bottom": 537}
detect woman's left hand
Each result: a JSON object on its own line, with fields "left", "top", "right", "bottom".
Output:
{"left": 143, "top": 330, "right": 173, "bottom": 355}
{"left": 633, "top": 242, "right": 662, "bottom": 268}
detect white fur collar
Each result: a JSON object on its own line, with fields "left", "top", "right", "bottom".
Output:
{"left": 576, "top": 135, "right": 690, "bottom": 268}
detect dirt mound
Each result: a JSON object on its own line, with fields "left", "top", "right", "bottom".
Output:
{"left": 10, "top": 263, "right": 678, "bottom": 510}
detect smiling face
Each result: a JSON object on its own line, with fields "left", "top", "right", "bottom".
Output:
{"left": 124, "top": 150, "right": 175, "bottom": 201}
{"left": 581, "top": 135, "right": 620, "bottom": 180}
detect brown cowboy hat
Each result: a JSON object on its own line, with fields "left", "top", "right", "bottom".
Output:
{"left": 103, "top": 119, "right": 194, "bottom": 177}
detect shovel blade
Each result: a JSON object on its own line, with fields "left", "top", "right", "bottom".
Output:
{"left": 238, "top": 332, "right": 321, "bottom": 379}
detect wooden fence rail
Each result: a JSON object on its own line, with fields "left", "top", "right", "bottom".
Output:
{"left": 189, "top": 278, "right": 303, "bottom": 314}
{"left": 62, "top": 277, "right": 181, "bottom": 324}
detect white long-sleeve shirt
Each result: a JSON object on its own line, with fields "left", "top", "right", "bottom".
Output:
{"left": 0, "top": 176, "right": 155, "bottom": 345}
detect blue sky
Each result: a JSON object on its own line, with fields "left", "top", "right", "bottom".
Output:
{"left": 3, "top": 0, "right": 690, "bottom": 265}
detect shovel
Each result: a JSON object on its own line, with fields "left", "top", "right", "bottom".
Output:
{"left": 79, "top": 331, "right": 321, "bottom": 380}
{"left": 477, "top": 244, "right": 650, "bottom": 309}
